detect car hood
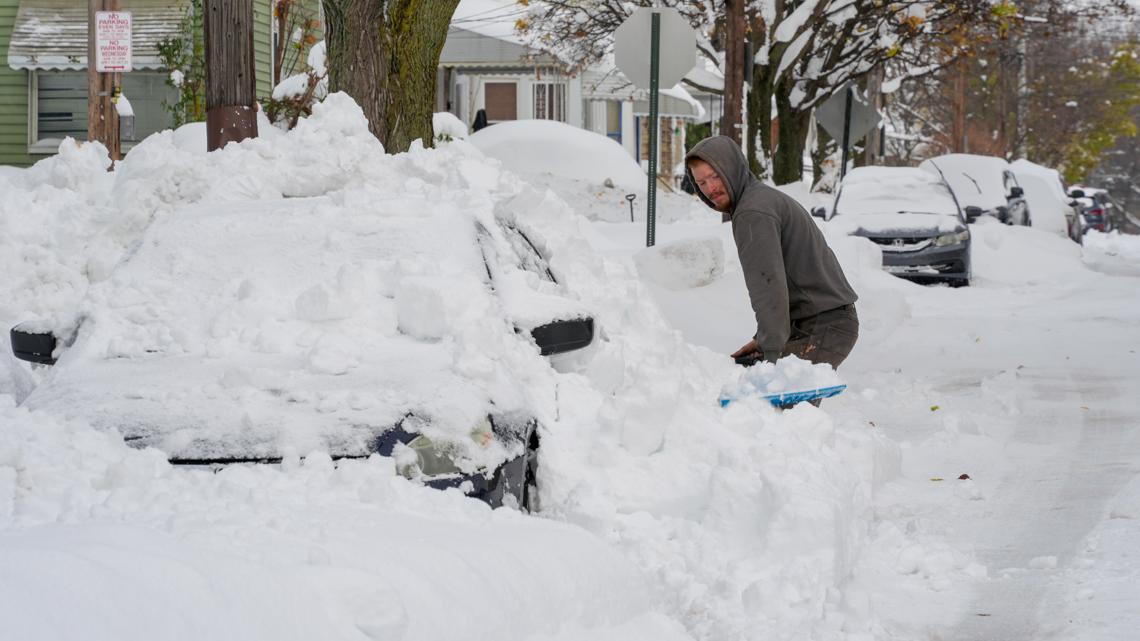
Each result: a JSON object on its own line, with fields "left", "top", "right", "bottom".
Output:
{"left": 831, "top": 212, "right": 965, "bottom": 237}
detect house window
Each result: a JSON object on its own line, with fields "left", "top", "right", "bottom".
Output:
{"left": 32, "top": 71, "right": 177, "bottom": 152}
{"left": 484, "top": 82, "right": 517, "bottom": 122}
{"left": 533, "top": 82, "right": 566, "bottom": 121}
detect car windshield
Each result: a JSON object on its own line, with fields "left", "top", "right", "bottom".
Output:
{"left": 835, "top": 167, "right": 960, "bottom": 217}
{"left": 919, "top": 154, "right": 1012, "bottom": 210}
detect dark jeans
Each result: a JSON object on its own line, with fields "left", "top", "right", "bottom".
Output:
{"left": 780, "top": 304, "right": 859, "bottom": 370}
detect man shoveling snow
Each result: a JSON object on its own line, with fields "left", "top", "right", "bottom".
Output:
{"left": 684, "top": 136, "right": 860, "bottom": 375}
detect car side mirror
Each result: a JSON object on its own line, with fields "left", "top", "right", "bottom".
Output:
{"left": 529, "top": 317, "right": 594, "bottom": 356}
{"left": 964, "top": 206, "right": 984, "bottom": 223}
{"left": 1069, "top": 189, "right": 1085, "bottom": 198}
{"left": 10, "top": 323, "right": 58, "bottom": 365}
{"left": 1009, "top": 186, "right": 1023, "bottom": 198}
{"left": 811, "top": 206, "right": 827, "bottom": 219}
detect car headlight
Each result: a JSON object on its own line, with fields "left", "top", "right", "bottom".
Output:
{"left": 395, "top": 417, "right": 495, "bottom": 479}
{"left": 934, "top": 230, "right": 970, "bottom": 246}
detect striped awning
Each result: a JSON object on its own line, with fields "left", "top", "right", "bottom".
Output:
{"left": 7, "top": 0, "right": 190, "bottom": 71}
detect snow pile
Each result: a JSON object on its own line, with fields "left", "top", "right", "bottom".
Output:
{"left": 1083, "top": 230, "right": 1140, "bottom": 260}
{"left": 469, "top": 119, "right": 646, "bottom": 190}
{"left": 721, "top": 356, "right": 844, "bottom": 402}
{"left": 500, "top": 187, "right": 883, "bottom": 640}
{"left": 0, "top": 140, "right": 117, "bottom": 343}
{"left": 968, "top": 217, "right": 1086, "bottom": 286}
{"left": 0, "top": 93, "right": 373, "bottom": 351}
{"left": 1081, "top": 230, "right": 1140, "bottom": 276}
{"left": 0, "top": 397, "right": 690, "bottom": 641}
{"left": 433, "top": 111, "right": 469, "bottom": 141}
{"left": 633, "top": 237, "right": 725, "bottom": 289}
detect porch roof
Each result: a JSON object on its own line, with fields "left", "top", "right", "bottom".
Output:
{"left": 7, "top": 0, "right": 189, "bottom": 71}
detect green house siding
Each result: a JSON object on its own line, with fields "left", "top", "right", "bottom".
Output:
{"left": 254, "top": 0, "right": 271, "bottom": 99}
{"left": 0, "top": 0, "right": 34, "bottom": 166}
{"left": 257, "top": 0, "right": 324, "bottom": 100}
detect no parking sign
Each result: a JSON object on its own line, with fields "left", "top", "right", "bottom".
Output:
{"left": 95, "top": 11, "right": 132, "bottom": 73}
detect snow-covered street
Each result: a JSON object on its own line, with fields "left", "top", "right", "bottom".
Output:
{"left": 1, "top": 99, "right": 1138, "bottom": 640}
{"left": 636, "top": 215, "right": 1140, "bottom": 640}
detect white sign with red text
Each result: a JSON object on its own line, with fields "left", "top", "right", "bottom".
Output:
{"left": 95, "top": 11, "right": 132, "bottom": 72}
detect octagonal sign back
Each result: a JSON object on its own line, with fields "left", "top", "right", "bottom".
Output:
{"left": 614, "top": 7, "right": 697, "bottom": 90}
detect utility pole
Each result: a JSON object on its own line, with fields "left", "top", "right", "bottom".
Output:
{"left": 952, "top": 58, "right": 967, "bottom": 153}
{"left": 204, "top": 0, "right": 258, "bottom": 151}
{"left": 1015, "top": 35, "right": 1028, "bottom": 158}
{"left": 87, "top": 0, "right": 121, "bottom": 160}
{"left": 863, "top": 65, "right": 884, "bottom": 165}
{"left": 722, "top": 0, "right": 745, "bottom": 145}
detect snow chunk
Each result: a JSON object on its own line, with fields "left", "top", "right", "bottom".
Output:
{"left": 633, "top": 237, "right": 724, "bottom": 290}
{"left": 433, "top": 111, "right": 469, "bottom": 141}
{"left": 272, "top": 73, "right": 310, "bottom": 101}
{"left": 115, "top": 94, "right": 134, "bottom": 117}
{"left": 721, "top": 355, "right": 844, "bottom": 401}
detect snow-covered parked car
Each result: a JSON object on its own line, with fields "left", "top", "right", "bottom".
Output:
{"left": 1010, "top": 159, "right": 1084, "bottom": 244}
{"left": 1068, "top": 185, "right": 1125, "bottom": 234}
{"left": 10, "top": 196, "right": 595, "bottom": 510}
{"left": 821, "top": 166, "right": 977, "bottom": 287}
{"left": 920, "top": 153, "right": 1031, "bottom": 226}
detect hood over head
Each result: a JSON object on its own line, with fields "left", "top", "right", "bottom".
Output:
{"left": 685, "top": 136, "right": 755, "bottom": 220}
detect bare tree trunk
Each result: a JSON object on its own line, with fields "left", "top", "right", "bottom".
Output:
{"left": 204, "top": 0, "right": 258, "bottom": 151}
{"left": 772, "top": 79, "right": 810, "bottom": 185}
{"left": 721, "top": 0, "right": 745, "bottom": 145}
{"left": 87, "top": 0, "right": 121, "bottom": 160}
{"left": 324, "top": 0, "right": 459, "bottom": 152}
{"left": 746, "top": 64, "right": 773, "bottom": 179}
{"left": 812, "top": 122, "right": 832, "bottom": 188}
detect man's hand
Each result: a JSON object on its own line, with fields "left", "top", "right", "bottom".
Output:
{"left": 731, "top": 339, "right": 763, "bottom": 366}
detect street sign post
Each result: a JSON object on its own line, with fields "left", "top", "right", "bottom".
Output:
{"left": 816, "top": 83, "right": 882, "bottom": 180}
{"left": 615, "top": 8, "right": 696, "bottom": 247}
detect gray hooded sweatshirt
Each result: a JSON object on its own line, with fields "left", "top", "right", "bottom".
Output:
{"left": 685, "top": 136, "right": 857, "bottom": 362}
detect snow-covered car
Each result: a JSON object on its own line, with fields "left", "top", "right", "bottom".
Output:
{"left": 1010, "top": 160, "right": 1084, "bottom": 244}
{"left": 1068, "top": 186, "right": 1125, "bottom": 234}
{"left": 823, "top": 166, "right": 976, "bottom": 287}
{"left": 10, "top": 197, "right": 596, "bottom": 510}
{"left": 920, "top": 153, "right": 1031, "bottom": 226}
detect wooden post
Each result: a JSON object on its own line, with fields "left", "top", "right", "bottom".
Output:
{"left": 204, "top": 0, "right": 258, "bottom": 151}
{"left": 87, "top": 0, "right": 121, "bottom": 160}
{"left": 952, "top": 58, "right": 967, "bottom": 153}
{"left": 722, "top": 0, "right": 745, "bottom": 145}
{"left": 863, "top": 65, "right": 883, "bottom": 166}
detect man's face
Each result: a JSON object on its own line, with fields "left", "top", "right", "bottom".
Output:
{"left": 689, "top": 159, "right": 731, "bottom": 212}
